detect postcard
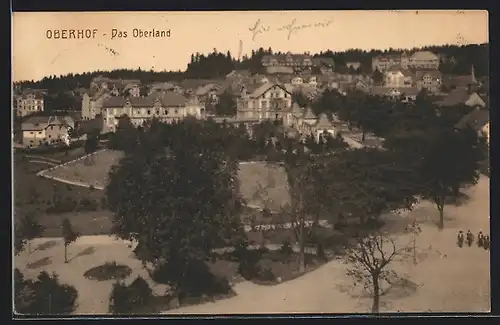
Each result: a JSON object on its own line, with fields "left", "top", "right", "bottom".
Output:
{"left": 12, "top": 10, "right": 490, "bottom": 316}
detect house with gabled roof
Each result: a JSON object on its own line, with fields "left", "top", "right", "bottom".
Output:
{"left": 454, "top": 108, "right": 489, "bottom": 145}
{"left": 101, "top": 92, "right": 202, "bottom": 132}
{"left": 21, "top": 115, "right": 75, "bottom": 148}
{"left": 436, "top": 88, "right": 485, "bottom": 108}
{"left": 236, "top": 82, "right": 293, "bottom": 123}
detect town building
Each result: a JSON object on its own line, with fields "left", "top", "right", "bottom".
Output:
{"left": 101, "top": 92, "right": 202, "bottom": 132}
{"left": 436, "top": 88, "right": 486, "bottom": 108}
{"left": 384, "top": 67, "right": 414, "bottom": 88}
{"left": 454, "top": 108, "right": 490, "bottom": 145}
{"left": 81, "top": 90, "right": 112, "bottom": 120}
{"left": 372, "top": 51, "right": 439, "bottom": 72}
{"left": 370, "top": 87, "right": 420, "bottom": 102}
{"left": 415, "top": 70, "right": 442, "bottom": 93}
{"left": 261, "top": 52, "right": 334, "bottom": 74}
{"left": 21, "top": 115, "right": 75, "bottom": 148}
{"left": 14, "top": 89, "right": 47, "bottom": 117}
{"left": 236, "top": 82, "right": 293, "bottom": 123}
{"left": 346, "top": 61, "right": 362, "bottom": 71}
{"left": 408, "top": 51, "right": 440, "bottom": 70}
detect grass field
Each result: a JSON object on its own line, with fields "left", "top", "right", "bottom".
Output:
{"left": 14, "top": 154, "right": 111, "bottom": 237}
{"left": 41, "top": 150, "right": 125, "bottom": 189}
{"left": 40, "top": 150, "right": 291, "bottom": 213}
{"left": 16, "top": 150, "right": 291, "bottom": 238}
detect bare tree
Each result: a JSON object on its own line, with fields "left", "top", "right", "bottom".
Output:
{"left": 346, "top": 232, "right": 411, "bottom": 314}
{"left": 405, "top": 221, "right": 422, "bottom": 265}
{"left": 251, "top": 181, "right": 275, "bottom": 247}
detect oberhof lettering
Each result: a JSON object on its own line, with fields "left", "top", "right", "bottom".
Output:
{"left": 46, "top": 29, "right": 98, "bottom": 39}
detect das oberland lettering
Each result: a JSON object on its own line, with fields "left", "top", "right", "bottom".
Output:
{"left": 45, "top": 28, "right": 171, "bottom": 40}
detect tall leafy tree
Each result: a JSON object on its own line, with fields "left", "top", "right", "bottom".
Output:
{"left": 18, "top": 213, "right": 45, "bottom": 254}
{"left": 105, "top": 119, "right": 245, "bottom": 296}
{"left": 62, "top": 218, "right": 80, "bottom": 263}
{"left": 215, "top": 90, "right": 237, "bottom": 116}
{"left": 420, "top": 127, "right": 486, "bottom": 230}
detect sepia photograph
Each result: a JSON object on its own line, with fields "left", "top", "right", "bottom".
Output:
{"left": 12, "top": 10, "right": 490, "bottom": 316}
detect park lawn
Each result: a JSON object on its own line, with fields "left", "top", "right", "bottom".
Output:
{"left": 41, "top": 149, "right": 125, "bottom": 189}
{"left": 15, "top": 234, "right": 330, "bottom": 314}
{"left": 40, "top": 150, "right": 290, "bottom": 213}
{"left": 14, "top": 159, "right": 110, "bottom": 237}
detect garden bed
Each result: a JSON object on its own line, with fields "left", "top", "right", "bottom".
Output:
{"left": 84, "top": 261, "right": 132, "bottom": 281}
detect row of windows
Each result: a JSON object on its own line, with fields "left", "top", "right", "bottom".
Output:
{"left": 109, "top": 108, "right": 182, "bottom": 115}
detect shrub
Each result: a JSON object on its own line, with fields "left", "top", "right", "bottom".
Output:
{"left": 78, "top": 197, "right": 99, "bottom": 212}
{"left": 15, "top": 269, "right": 78, "bottom": 315}
{"left": 151, "top": 259, "right": 231, "bottom": 301}
{"left": 84, "top": 261, "right": 132, "bottom": 281}
{"left": 109, "top": 276, "right": 153, "bottom": 314}
{"left": 279, "top": 239, "right": 293, "bottom": 256}
{"left": 254, "top": 258, "right": 276, "bottom": 282}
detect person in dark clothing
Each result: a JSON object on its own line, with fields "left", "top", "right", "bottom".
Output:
{"left": 477, "top": 231, "right": 484, "bottom": 248}
{"left": 457, "top": 230, "right": 464, "bottom": 248}
{"left": 483, "top": 236, "right": 490, "bottom": 251}
{"left": 466, "top": 230, "right": 474, "bottom": 247}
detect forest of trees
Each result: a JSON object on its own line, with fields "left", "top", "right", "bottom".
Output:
{"left": 14, "top": 43, "right": 488, "bottom": 112}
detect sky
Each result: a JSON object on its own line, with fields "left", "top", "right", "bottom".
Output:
{"left": 12, "top": 10, "right": 488, "bottom": 82}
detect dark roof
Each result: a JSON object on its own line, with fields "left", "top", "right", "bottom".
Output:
{"left": 311, "top": 57, "right": 335, "bottom": 67}
{"left": 437, "top": 88, "right": 471, "bottom": 107}
{"left": 454, "top": 109, "right": 489, "bottom": 131}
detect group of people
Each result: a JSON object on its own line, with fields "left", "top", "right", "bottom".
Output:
{"left": 457, "top": 230, "right": 490, "bottom": 250}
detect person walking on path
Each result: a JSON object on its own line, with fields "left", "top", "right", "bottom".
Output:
{"left": 477, "top": 231, "right": 484, "bottom": 248}
{"left": 457, "top": 230, "right": 464, "bottom": 248}
{"left": 466, "top": 230, "right": 474, "bottom": 247}
{"left": 483, "top": 236, "right": 490, "bottom": 251}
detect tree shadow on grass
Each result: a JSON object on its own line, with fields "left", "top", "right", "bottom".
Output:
{"left": 445, "top": 192, "right": 471, "bottom": 207}
{"left": 68, "top": 246, "right": 95, "bottom": 263}
{"left": 35, "top": 240, "right": 58, "bottom": 252}
{"left": 27, "top": 256, "right": 52, "bottom": 269}
{"left": 335, "top": 277, "right": 420, "bottom": 312}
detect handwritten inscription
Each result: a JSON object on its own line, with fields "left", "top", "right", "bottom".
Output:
{"left": 45, "top": 28, "right": 171, "bottom": 40}
{"left": 249, "top": 18, "right": 333, "bottom": 41}
{"left": 97, "top": 43, "right": 120, "bottom": 56}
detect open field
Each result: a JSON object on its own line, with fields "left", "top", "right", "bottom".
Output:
{"left": 39, "top": 150, "right": 291, "bottom": 212}
{"left": 14, "top": 155, "right": 111, "bottom": 237}
{"left": 40, "top": 149, "right": 125, "bottom": 189}
{"left": 14, "top": 176, "right": 490, "bottom": 314}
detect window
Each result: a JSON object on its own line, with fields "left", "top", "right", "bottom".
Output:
{"left": 156, "top": 110, "right": 160, "bottom": 115}
{"left": 147, "top": 110, "right": 151, "bottom": 115}
{"left": 48, "top": 134, "right": 51, "bottom": 138}
{"left": 30, "top": 132, "right": 33, "bottom": 135}
{"left": 38, "top": 131, "right": 42, "bottom": 135}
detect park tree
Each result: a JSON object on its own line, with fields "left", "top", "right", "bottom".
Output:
{"left": 14, "top": 268, "right": 36, "bottom": 314}
{"left": 317, "top": 148, "right": 421, "bottom": 227}
{"left": 250, "top": 169, "right": 278, "bottom": 247}
{"left": 215, "top": 90, "right": 237, "bottom": 116}
{"left": 18, "top": 213, "right": 45, "bottom": 254}
{"left": 62, "top": 218, "right": 80, "bottom": 263}
{"left": 346, "top": 232, "right": 412, "bottom": 313}
{"left": 372, "top": 68, "right": 384, "bottom": 85}
{"left": 420, "top": 127, "right": 486, "bottom": 230}
{"left": 291, "top": 91, "right": 310, "bottom": 108}
{"left": 84, "top": 128, "right": 100, "bottom": 165}
{"left": 280, "top": 153, "right": 329, "bottom": 272}
{"left": 405, "top": 221, "right": 422, "bottom": 265}
{"left": 105, "top": 119, "right": 245, "bottom": 298}
{"left": 109, "top": 114, "right": 138, "bottom": 153}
